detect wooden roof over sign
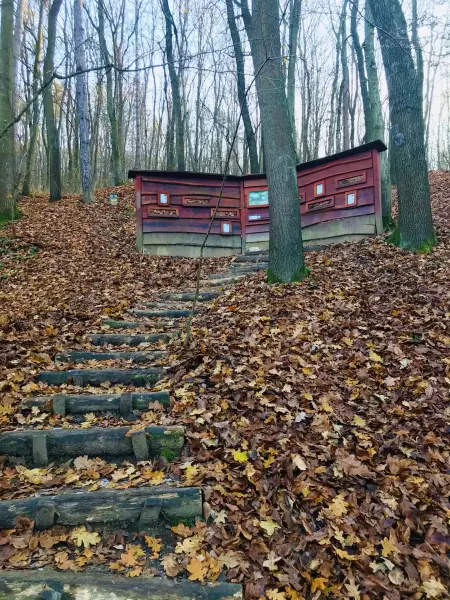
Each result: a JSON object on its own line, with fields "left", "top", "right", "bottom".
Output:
{"left": 128, "top": 140, "right": 387, "bottom": 181}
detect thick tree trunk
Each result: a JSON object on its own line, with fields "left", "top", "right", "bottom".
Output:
{"left": 43, "top": 0, "right": 64, "bottom": 202}
{"left": 161, "top": 0, "right": 185, "bottom": 171}
{"left": 363, "top": 0, "right": 392, "bottom": 227}
{"left": 350, "top": 0, "right": 373, "bottom": 142}
{"left": 411, "top": 0, "right": 424, "bottom": 122}
{"left": 225, "top": 0, "right": 259, "bottom": 174}
{"left": 97, "top": 0, "right": 122, "bottom": 185}
{"left": 13, "top": 0, "right": 27, "bottom": 153}
{"left": 74, "top": 0, "right": 93, "bottom": 203}
{"left": 0, "top": 0, "right": 15, "bottom": 215}
{"left": 242, "top": 0, "right": 306, "bottom": 283}
{"left": 287, "top": 0, "right": 301, "bottom": 159}
{"left": 369, "top": 0, "right": 435, "bottom": 251}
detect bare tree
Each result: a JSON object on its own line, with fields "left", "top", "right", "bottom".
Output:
{"left": 241, "top": 0, "right": 307, "bottom": 282}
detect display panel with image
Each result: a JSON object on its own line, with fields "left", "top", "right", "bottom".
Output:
{"left": 248, "top": 190, "right": 269, "bottom": 206}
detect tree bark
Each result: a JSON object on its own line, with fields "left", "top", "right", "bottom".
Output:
{"left": 74, "top": 0, "right": 93, "bottom": 203}
{"left": 225, "top": 0, "right": 259, "bottom": 173}
{"left": 43, "top": 0, "right": 64, "bottom": 202}
{"left": 241, "top": 0, "right": 306, "bottom": 283}
{"left": 350, "top": 0, "right": 373, "bottom": 142}
{"left": 369, "top": 0, "right": 435, "bottom": 251}
{"left": 340, "top": 0, "right": 350, "bottom": 150}
{"left": 161, "top": 0, "right": 185, "bottom": 171}
{"left": 97, "top": 0, "right": 122, "bottom": 185}
{"left": 22, "top": 1, "right": 44, "bottom": 197}
{"left": 363, "top": 0, "right": 391, "bottom": 226}
{"left": 0, "top": 0, "right": 15, "bottom": 215}
{"left": 286, "top": 0, "right": 301, "bottom": 159}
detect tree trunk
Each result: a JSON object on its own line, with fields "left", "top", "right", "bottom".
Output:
{"left": 161, "top": 0, "right": 185, "bottom": 171}
{"left": 350, "top": 0, "right": 373, "bottom": 142}
{"left": 22, "top": 0, "right": 44, "bottom": 196}
{"left": 43, "top": 0, "right": 64, "bottom": 202}
{"left": 74, "top": 0, "right": 93, "bottom": 203}
{"left": 363, "top": 0, "right": 392, "bottom": 227}
{"left": 225, "top": 0, "right": 259, "bottom": 173}
{"left": 369, "top": 0, "right": 435, "bottom": 251}
{"left": 241, "top": 0, "right": 306, "bottom": 283}
{"left": 340, "top": 0, "right": 350, "bottom": 150}
{"left": 97, "top": 0, "right": 122, "bottom": 185}
{"left": 286, "top": 0, "right": 301, "bottom": 159}
{"left": 0, "top": 0, "right": 15, "bottom": 215}
{"left": 411, "top": 0, "right": 424, "bottom": 121}
{"left": 13, "top": 0, "right": 27, "bottom": 154}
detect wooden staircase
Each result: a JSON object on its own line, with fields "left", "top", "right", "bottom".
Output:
{"left": 0, "top": 256, "right": 267, "bottom": 598}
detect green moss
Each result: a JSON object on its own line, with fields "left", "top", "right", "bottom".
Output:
{"left": 168, "top": 515, "right": 201, "bottom": 527}
{"left": 160, "top": 449, "right": 178, "bottom": 462}
{"left": 382, "top": 215, "right": 396, "bottom": 232}
{"left": 387, "top": 226, "right": 436, "bottom": 253}
{"left": 0, "top": 205, "right": 22, "bottom": 229}
{"left": 267, "top": 265, "right": 309, "bottom": 284}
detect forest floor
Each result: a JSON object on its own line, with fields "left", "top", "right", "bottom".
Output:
{"left": 0, "top": 172, "right": 449, "bottom": 599}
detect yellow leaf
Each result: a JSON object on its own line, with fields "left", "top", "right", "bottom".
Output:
{"left": 171, "top": 523, "right": 194, "bottom": 538}
{"left": 267, "top": 590, "right": 287, "bottom": 600}
{"left": 381, "top": 536, "right": 397, "bottom": 557}
{"left": 320, "top": 397, "right": 333, "bottom": 413}
{"left": 70, "top": 526, "right": 101, "bottom": 549}
{"left": 186, "top": 556, "right": 208, "bottom": 582}
{"left": 334, "top": 547, "right": 361, "bottom": 561}
{"left": 369, "top": 350, "right": 383, "bottom": 363}
{"left": 233, "top": 450, "right": 248, "bottom": 463}
{"left": 328, "top": 494, "right": 349, "bottom": 518}
{"left": 144, "top": 536, "right": 162, "bottom": 558}
{"left": 127, "top": 566, "right": 143, "bottom": 577}
{"left": 352, "top": 415, "right": 366, "bottom": 427}
{"left": 311, "top": 577, "right": 328, "bottom": 592}
{"left": 422, "top": 578, "right": 446, "bottom": 598}
{"left": 259, "top": 519, "right": 280, "bottom": 536}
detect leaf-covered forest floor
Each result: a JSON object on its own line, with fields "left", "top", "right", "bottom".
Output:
{"left": 0, "top": 172, "right": 449, "bottom": 599}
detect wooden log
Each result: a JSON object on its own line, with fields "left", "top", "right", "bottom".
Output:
{"left": 131, "top": 309, "right": 200, "bottom": 318}
{"left": 36, "top": 368, "right": 164, "bottom": 387}
{"left": 55, "top": 350, "right": 165, "bottom": 364}
{"left": 24, "top": 391, "right": 171, "bottom": 413}
{"left": 234, "top": 253, "right": 268, "bottom": 263}
{"left": 89, "top": 333, "right": 173, "bottom": 347}
{"left": 229, "top": 263, "right": 268, "bottom": 272}
{"left": 102, "top": 319, "right": 155, "bottom": 329}
{"left": 0, "top": 570, "right": 243, "bottom": 599}
{"left": 0, "top": 425, "right": 184, "bottom": 462}
{"left": 200, "top": 276, "right": 245, "bottom": 287}
{"left": 0, "top": 486, "right": 201, "bottom": 529}
{"left": 32, "top": 433, "right": 48, "bottom": 466}
{"left": 206, "top": 272, "right": 246, "bottom": 280}
{"left": 160, "top": 291, "right": 221, "bottom": 301}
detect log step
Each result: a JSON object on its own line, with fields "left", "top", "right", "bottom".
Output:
{"left": 131, "top": 309, "right": 201, "bottom": 318}
{"left": 0, "top": 485, "right": 200, "bottom": 529}
{"left": 229, "top": 263, "right": 268, "bottom": 272}
{"left": 0, "top": 571, "right": 243, "bottom": 599}
{"left": 36, "top": 368, "right": 163, "bottom": 387}
{"left": 102, "top": 319, "right": 170, "bottom": 329}
{"left": 0, "top": 425, "right": 184, "bottom": 464}
{"left": 24, "top": 391, "right": 171, "bottom": 414}
{"left": 234, "top": 253, "right": 268, "bottom": 263}
{"left": 55, "top": 350, "right": 165, "bottom": 364}
{"left": 199, "top": 276, "right": 245, "bottom": 287}
{"left": 160, "top": 291, "right": 221, "bottom": 302}
{"left": 89, "top": 333, "right": 173, "bottom": 347}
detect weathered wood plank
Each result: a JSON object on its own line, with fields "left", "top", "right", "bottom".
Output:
{"left": 102, "top": 319, "right": 170, "bottom": 329}
{"left": 0, "top": 570, "right": 243, "bottom": 599}
{"left": 160, "top": 291, "right": 221, "bottom": 301}
{"left": 55, "top": 351, "right": 165, "bottom": 364}
{"left": 143, "top": 219, "right": 242, "bottom": 236}
{"left": 131, "top": 309, "right": 200, "bottom": 318}
{"left": 0, "top": 486, "right": 201, "bottom": 529}
{"left": 89, "top": 333, "right": 173, "bottom": 347}
{"left": 0, "top": 425, "right": 184, "bottom": 461}
{"left": 24, "top": 391, "right": 171, "bottom": 413}
{"left": 36, "top": 368, "right": 164, "bottom": 387}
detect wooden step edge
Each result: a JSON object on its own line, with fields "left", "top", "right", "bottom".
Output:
{"left": 0, "top": 485, "right": 202, "bottom": 530}
{"left": 130, "top": 309, "right": 201, "bottom": 318}
{"left": 0, "top": 425, "right": 184, "bottom": 464}
{"left": 199, "top": 277, "right": 244, "bottom": 288}
{"left": 23, "top": 391, "right": 171, "bottom": 414}
{"left": 55, "top": 350, "right": 166, "bottom": 364}
{"left": 0, "top": 570, "right": 243, "bottom": 599}
{"left": 36, "top": 368, "right": 164, "bottom": 387}
{"left": 159, "top": 292, "right": 221, "bottom": 301}
{"left": 88, "top": 333, "right": 174, "bottom": 347}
